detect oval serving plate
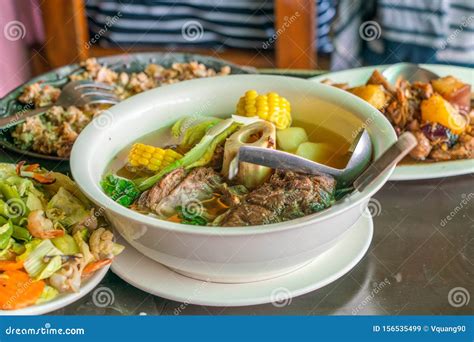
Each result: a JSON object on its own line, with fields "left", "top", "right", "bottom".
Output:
{"left": 309, "top": 64, "right": 474, "bottom": 181}
{"left": 0, "top": 52, "right": 255, "bottom": 161}
{"left": 0, "top": 264, "right": 109, "bottom": 316}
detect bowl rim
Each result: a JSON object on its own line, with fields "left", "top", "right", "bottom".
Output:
{"left": 71, "top": 74, "right": 397, "bottom": 236}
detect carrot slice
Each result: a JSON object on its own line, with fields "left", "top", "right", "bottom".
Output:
{"left": 83, "top": 259, "right": 112, "bottom": 275}
{"left": 0, "top": 270, "right": 45, "bottom": 310}
{"left": 24, "top": 164, "right": 40, "bottom": 172}
{"left": 0, "top": 260, "right": 24, "bottom": 271}
{"left": 32, "top": 173, "right": 56, "bottom": 184}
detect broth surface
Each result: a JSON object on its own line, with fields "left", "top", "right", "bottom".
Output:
{"left": 293, "top": 119, "right": 351, "bottom": 169}
{"left": 108, "top": 119, "right": 351, "bottom": 177}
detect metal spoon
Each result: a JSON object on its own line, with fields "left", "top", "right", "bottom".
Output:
{"left": 382, "top": 63, "right": 439, "bottom": 84}
{"left": 229, "top": 129, "right": 372, "bottom": 187}
{"left": 230, "top": 131, "right": 417, "bottom": 191}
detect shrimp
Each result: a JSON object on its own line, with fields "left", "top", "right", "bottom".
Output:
{"left": 49, "top": 255, "right": 84, "bottom": 292}
{"left": 27, "top": 210, "right": 64, "bottom": 239}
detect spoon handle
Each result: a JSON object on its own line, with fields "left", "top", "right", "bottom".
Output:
{"left": 232, "top": 146, "right": 341, "bottom": 178}
{"left": 353, "top": 132, "right": 418, "bottom": 191}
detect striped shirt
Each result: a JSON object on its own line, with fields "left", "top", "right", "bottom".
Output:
{"left": 331, "top": 0, "right": 474, "bottom": 70}
{"left": 85, "top": 0, "right": 335, "bottom": 53}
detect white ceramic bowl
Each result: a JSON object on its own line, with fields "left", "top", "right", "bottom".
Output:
{"left": 71, "top": 75, "right": 396, "bottom": 283}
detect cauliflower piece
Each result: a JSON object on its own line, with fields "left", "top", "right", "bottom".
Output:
{"left": 89, "top": 228, "right": 114, "bottom": 260}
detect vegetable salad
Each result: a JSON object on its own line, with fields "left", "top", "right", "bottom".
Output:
{"left": 0, "top": 163, "right": 123, "bottom": 310}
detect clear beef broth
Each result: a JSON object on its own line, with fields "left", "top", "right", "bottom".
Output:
{"left": 110, "top": 121, "right": 350, "bottom": 178}
{"left": 104, "top": 118, "right": 349, "bottom": 226}
{"left": 292, "top": 120, "right": 351, "bottom": 169}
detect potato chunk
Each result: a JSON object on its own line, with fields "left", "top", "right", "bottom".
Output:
{"left": 348, "top": 85, "right": 387, "bottom": 110}
{"left": 431, "top": 76, "right": 471, "bottom": 111}
{"left": 420, "top": 94, "right": 467, "bottom": 134}
{"left": 296, "top": 142, "right": 336, "bottom": 164}
{"left": 276, "top": 127, "right": 308, "bottom": 152}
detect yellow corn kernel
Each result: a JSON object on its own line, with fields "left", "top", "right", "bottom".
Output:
{"left": 128, "top": 143, "right": 183, "bottom": 172}
{"left": 236, "top": 90, "right": 291, "bottom": 129}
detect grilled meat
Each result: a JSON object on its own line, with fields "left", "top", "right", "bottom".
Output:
{"left": 218, "top": 184, "right": 248, "bottom": 207}
{"left": 220, "top": 170, "right": 336, "bottom": 227}
{"left": 137, "top": 168, "right": 186, "bottom": 211}
{"left": 152, "top": 167, "right": 222, "bottom": 218}
{"left": 409, "top": 130, "right": 432, "bottom": 160}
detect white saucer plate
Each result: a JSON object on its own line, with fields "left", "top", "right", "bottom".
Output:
{"left": 111, "top": 213, "right": 373, "bottom": 307}
{"left": 0, "top": 265, "right": 110, "bottom": 316}
{"left": 310, "top": 64, "right": 474, "bottom": 181}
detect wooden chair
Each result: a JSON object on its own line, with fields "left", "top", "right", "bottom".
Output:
{"left": 38, "top": 0, "right": 317, "bottom": 71}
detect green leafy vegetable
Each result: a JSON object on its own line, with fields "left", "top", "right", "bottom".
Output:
{"left": 52, "top": 234, "right": 80, "bottom": 255}
{"left": 176, "top": 206, "right": 208, "bottom": 226}
{"left": 12, "top": 225, "right": 32, "bottom": 242}
{"left": 101, "top": 174, "right": 141, "bottom": 207}
{"left": 334, "top": 187, "right": 354, "bottom": 201}
{"left": 186, "top": 123, "right": 240, "bottom": 169}
{"left": 36, "top": 285, "right": 59, "bottom": 304}
{"left": 26, "top": 192, "right": 44, "bottom": 211}
{"left": 102, "top": 120, "right": 240, "bottom": 207}
{"left": 23, "top": 239, "right": 62, "bottom": 278}
{"left": 5, "top": 175, "right": 34, "bottom": 197}
{"left": 136, "top": 122, "right": 240, "bottom": 191}
{"left": 0, "top": 238, "right": 15, "bottom": 260}
{"left": 309, "top": 189, "right": 335, "bottom": 212}
{"left": 0, "top": 183, "right": 21, "bottom": 200}
{"left": 73, "top": 230, "right": 94, "bottom": 265}
{"left": 173, "top": 117, "right": 221, "bottom": 150}
{"left": 17, "top": 239, "right": 42, "bottom": 262}
{"left": 36, "top": 255, "right": 62, "bottom": 280}
{"left": 46, "top": 187, "right": 90, "bottom": 227}
{"left": 0, "top": 221, "right": 13, "bottom": 250}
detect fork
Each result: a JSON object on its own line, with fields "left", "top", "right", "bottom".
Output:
{"left": 0, "top": 80, "right": 120, "bottom": 129}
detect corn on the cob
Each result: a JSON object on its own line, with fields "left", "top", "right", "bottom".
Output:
{"left": 236, "top": 90, "right": 292, "bottom": 129}
{"left": 128, "top": 143, "right": 183, "bottom": 172}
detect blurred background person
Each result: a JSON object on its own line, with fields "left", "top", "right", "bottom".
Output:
{"left": 1, "top": 0, "right": 472, "bottom": 97}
